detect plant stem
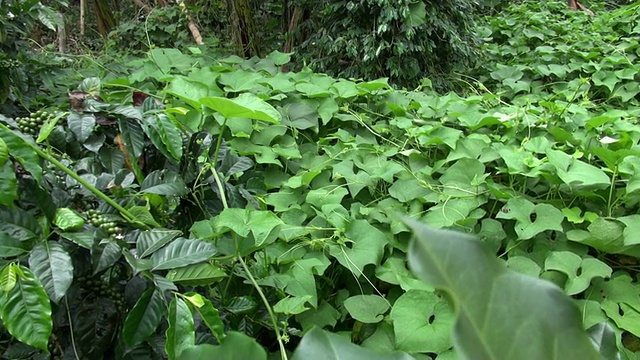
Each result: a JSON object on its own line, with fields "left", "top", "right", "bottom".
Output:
{"left": 607, "top": 167, "right": 617, "bottom": 218}
{"left": 238, "top": 255, "right": 288, "bottom": 360}
{"left": 0, "top": 123, "right": 151, "bottom": 229}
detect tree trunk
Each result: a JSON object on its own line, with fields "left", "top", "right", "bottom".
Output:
{"left": 178, "top": 0, "right": 204, "bottom": 44}
{"left": 568, "top": 0, "right": 595, "bottom": 15}
{"left": 92, "top": 0, "right": 117, "bottom": 36}
{"left": 225, "top": 0, "right": 260, "bottom": 58}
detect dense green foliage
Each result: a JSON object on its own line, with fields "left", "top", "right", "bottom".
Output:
{"left": 0, "top": 0, "right": 67, "bottom": 115}
{"left": 2, "top": 0, "right": 640, "bottom": 358}
{"left": 297, "top": 0, "right": 479, "bottom": 88}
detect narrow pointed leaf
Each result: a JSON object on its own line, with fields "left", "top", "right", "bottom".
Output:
{"left": 165, "top": 296, "right": 195, "bottom": 360}
{"left": 122, "top": 287, "right": 165, "bottom": 346}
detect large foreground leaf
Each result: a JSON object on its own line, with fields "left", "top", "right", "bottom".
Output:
{"left": 404, "top": 218, "right": 603, "bottom": 360}
{"left": 181, "top": 332, "right": 266, "bottom": 360}
{"left": 0, "top": 265, "right": 52, "bottom": 351}
{"left": 291, "top": 327, "right": 413, "bottom": 360}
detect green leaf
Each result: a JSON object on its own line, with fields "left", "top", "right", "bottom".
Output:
{"left": 181, "top": 332, "right": 267, "bottom": 360}
{"left": 136, "top": 229, "right": 182, "bottom": 258}
{"left": 273, "top": 295, "right": 313, "bottom": 315}
{"left": 36, "top": 111, "right": 64, "bottom": 143}
{"left": 0, "top": 162, "right": 17, "bottom": 206}
{"left": 0, "top": 264, "right": 17, "bottom": 293}
{"left": 67, "top": 112, "right": 96, "bottom": 142}
{"left": 408, "top": 1, "right": 427, "bottom": 27}
{"left": 91, "top": 240, "right": 122, "bottom": 275}
{"left": 0, "top": 265, "right": 52, "bottom": 351}
{"left": 546, "top": 150, "right": 611, "bottom": 190}
{"left": 200, "top": 93, "right": 281, "bottom": 123}
{"left": 53, "top": 208, "right": 85, "bottom": 231}
{"left": 28, "top": 241, "right": 73, "bottom": 303}
{"left": 0, "top": 231, "right": 29, "bottom": 257}
{"left": 78, "top": 77, "right": 101, "bottom": 96}
{"left": 544, "top": 252, "right": 612, "bottom": 295}
{"left": 404, "top": 218, "right": 601, "bottom": 360}
{"left": 329, "top": 220, "right": 389, "bottom": 275}
{"left": 166, "top": 76, "right": 212, "bottom": 108}
{"left": 166, "top": 262, "right": 226, "bottom": 286}
{"left": 118, "top": 118, "right": 145, "bottom": 159}
{"left": 496, "top": 198, "right": 564, "bottom": 240}
{"left": 0, "top": 205, "right": 42, "bottom": 241}
{"left": 391, "top": 290, "right": 454, "bottom": 354}
{"left": 0, "top": 136, "right": 8, "bottom": 166}
{"left": 122, "top": 287, "right": 165, "bottom": 346}
{"left": 343, "top": 295, "right": 390, "bottom": 324}
{"left": 213, "top": 208, "right": 283, "bottom": 248}
{"left": 183, "top": 292, "right": 225, "bottom": 342}
{"left": 165, "top": 296, "right": 195, "bottom": 360}
{"left": 218, "top": 70, "right": 263, "bottom": 92}
{"left": 140, "top": 170, "right": 189, "bottom": 196}
{"left": 587, "top": 323, "right": 620, "bottom": 360}
{"left": 142, "top": 113, "right": 183, "bottom": 161}
{"left": 151, "top": 238, "right": 217, "bottom": 270}
{"left": 0, "top": 127, "right": 42, "bottom": 183}
{"left": 292, "top": 327, "right": 413, "bottom": 360}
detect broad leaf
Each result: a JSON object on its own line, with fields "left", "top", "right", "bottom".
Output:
{"left": 136, "top": 229, "right": 182, "bottom": 258}
{"left": 404, "top": 218, "right": 602, "bottom": 360}
{"left": 200, "top": 93, "right": 281, "bottom": 123}
{"left": 0, "top": 127, "right": 42, "bottom": 183}
{"left": 28, "top": 241, "right": 73, "bottom": 303}
{"left": 53, "top": 208, "right": 85, "bottom": 231}
{"left": 151, "top": 238, "right": 217, "bottom": 270}
{"left": 67, "top": 112, "right": 96, "bottom": 143}
{"left": 0, "top": 265, "right": 52, "bottom": 351}
{"left": 122, "top": 287, "right": 165, "bottom": 346}
{"left": 343, "top": 295, "right": 390, "bottom": 324}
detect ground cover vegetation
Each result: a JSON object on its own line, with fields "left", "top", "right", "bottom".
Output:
{"left": 0, "top": 0, "right": 639, "bottom": 358}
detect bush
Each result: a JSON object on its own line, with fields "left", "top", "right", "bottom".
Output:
{"left": 296, "top": 0, "right": 479, "bottom": 89}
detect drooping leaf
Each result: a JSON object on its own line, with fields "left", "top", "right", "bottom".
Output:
{"left": 165, "top": 296, "right": 195, "bottom": 360}
{"left": 91, "top": 240, "right": 122, "bottom": 275}
{"left": 28, "top": 241, "right": 73, "bottom": 303}
{"left": 0, "top": 162, "right": 17, "bottom": 206}
{"left": 150, "top": 238, "right": 217, "bottom": 270}
{"left": 0, "top": 265, "right": 52, "bottom": 351}
{"left": 182, "top": 292, "right": 226, "bottom": 342}
{"left": 0, "top": 127, "right": 42, "bottom": 183}
{"left": 404, "top": 218, "right": 602, "bottom": 360}
{"left": 122, "top": 287, "right": 166, "bottom": 346}
{"left": 142, "top": 113, "right": 183, "bottom": 161}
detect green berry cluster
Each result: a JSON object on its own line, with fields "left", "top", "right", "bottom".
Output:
{"left": 15, "top": 109, "right": 52, "bottom": 136}
{"left": 45, "top": 162, "right": 66, "bottom": 184}
{"left": 85, "top": 209, "right": 122, "bottom": 239}
{"left": 0, "top": 59, "right": 19, "bottom": 69}
{"left": 76, "top": 275, "right": 126, "bottom": 311}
